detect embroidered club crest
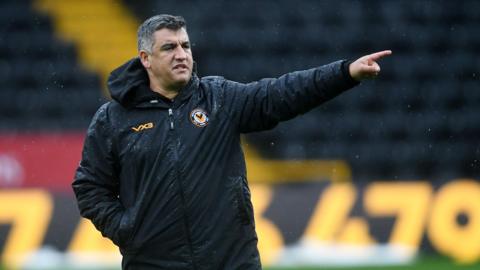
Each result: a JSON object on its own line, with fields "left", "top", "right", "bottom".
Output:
{"left": 190, "top": 108, "right": 209, "bottom": 127}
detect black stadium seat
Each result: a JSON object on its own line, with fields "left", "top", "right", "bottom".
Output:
{"left": 0, "top": 0, "right": 103, "bottom": 131}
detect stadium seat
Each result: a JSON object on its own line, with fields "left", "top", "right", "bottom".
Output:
{"left": 1, "top": 0, "right": 103, "bottom": 131}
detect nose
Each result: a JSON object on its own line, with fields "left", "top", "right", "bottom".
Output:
{"left": 174, "top": 46, "right": 188, "bottom": 61}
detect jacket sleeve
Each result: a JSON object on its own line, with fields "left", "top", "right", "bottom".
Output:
{"left": 221, "top": 60, "right": 358, "bottom": 133}
{"left": 72, "top": 103, "right": 124, "bottom": 246}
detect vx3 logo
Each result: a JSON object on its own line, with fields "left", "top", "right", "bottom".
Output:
{"left": 132, "top": 122, "right": 154, "bottom": 132}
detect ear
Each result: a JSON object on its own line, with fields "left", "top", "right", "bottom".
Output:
{"left": 139, "top": 50, "right": 151, "bottom": 69}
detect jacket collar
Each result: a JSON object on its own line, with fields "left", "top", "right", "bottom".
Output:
{"left": 135, "top": 75, "right": 199, "bottom": 109}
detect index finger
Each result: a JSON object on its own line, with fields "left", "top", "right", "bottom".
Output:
{"left": 368, "top": 50, "right": 392, "bottom": 61}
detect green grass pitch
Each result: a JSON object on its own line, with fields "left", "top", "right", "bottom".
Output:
{"left": 1, "top": 256, "right": 479, "bottom": 270}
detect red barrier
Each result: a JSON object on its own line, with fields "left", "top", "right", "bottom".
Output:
{"left": 0, "top": 133, "right": 85, "bottom": 192}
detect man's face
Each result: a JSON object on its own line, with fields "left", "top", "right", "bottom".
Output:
{"left": 144, "top": 28, "right": 193, "bottom": 91}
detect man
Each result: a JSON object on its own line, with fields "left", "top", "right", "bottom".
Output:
{"left": 73, "top": 14, "right": 391, "bottom": 270}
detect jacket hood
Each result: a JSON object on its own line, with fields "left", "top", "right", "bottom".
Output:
{"left": 107, "top": 57, "right": 199, "bottom": 108}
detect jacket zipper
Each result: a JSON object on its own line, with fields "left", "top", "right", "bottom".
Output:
{"left": 168, "top": 108, "right": 197, "bottom": 269}
{"left": 168, "top": 108, "right": 174, "bottom": 130}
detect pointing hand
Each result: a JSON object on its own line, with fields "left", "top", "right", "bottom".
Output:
{"left": 349, "top": 50, "right": 392, "bottom": 81}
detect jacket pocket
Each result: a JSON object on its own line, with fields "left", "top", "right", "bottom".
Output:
{"left": 233, "top": 176, "right": 254, "bottom": 226}
{"left": 115, "top": 208, "right": 137, "bottom": 251}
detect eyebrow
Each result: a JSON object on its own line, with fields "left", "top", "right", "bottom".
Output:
{"left": 161, "top": 40, "right": 190, "bottom": 45}
{"left": 159, "top": 41, "right": 190, "bottom": 50}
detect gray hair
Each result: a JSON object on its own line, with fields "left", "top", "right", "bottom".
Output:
{"left": 137, "top": 14, "right": 187, "bottom": 53}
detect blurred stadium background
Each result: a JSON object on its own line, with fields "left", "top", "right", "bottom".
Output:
{"left": 1, "top": 0, "right": 479, "bottom": 269}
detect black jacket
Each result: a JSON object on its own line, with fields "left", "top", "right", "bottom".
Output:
{"left": 72, "top": 58, "right": 357, "bottom": 270}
